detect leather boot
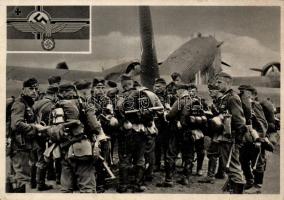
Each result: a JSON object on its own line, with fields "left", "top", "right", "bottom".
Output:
{"left": 37, "top": 168, "right": 53, "bottom": 191}
{"left": 46, "top": 161, "right": 56, "bottom": 181}
{"left": 231, "top": 182, "right": 245, "bottom": 194}
{"left": 116, "top": 168, "right": 128, "bottom": 193}
{"left": 30, "top": 165, "right": 37, "bottom": 189}
{"left": 55, "top": 159, "right": 62, "bottom": 184}
{"left": 253, "top": 171, "right": 264, "bottom": 186}
{"left": 156, "top": 167, "right": 174, "bottom": 187}
{"left": 198, "top": 158, "right": 217, "bottom": 184}
{"left": 196, "top": 152, "right": 205, "bottom": 176}
{"left": 177, "top": 161, "right": 192, "bottom": 186}
{"left": 14, "top": 184, "right": 26, "bottom": 193}
{"left": 177, "top": 175, "right": 189, "bottom": 185}
{"left": 215, "top": 159, "right": 225, "bottom": 179}
{"left": 132, "top": 166, "right": 146, "bottom": 192}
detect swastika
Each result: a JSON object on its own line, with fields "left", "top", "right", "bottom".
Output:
{"left": 28, "top": 11, "right": 50, "bottom": 24}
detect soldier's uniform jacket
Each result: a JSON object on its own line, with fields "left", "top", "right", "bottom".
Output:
{"left": 55, "top": 97, "right": 103, "bottom": 157}
{"left": 260, "top": 99, "right": 276, "bottom": 133}
{"left": 251, "top": 101, "right": 268, "bottom": 135}
{"left": 166, "top": 93, "right": 192, "bottom": 128}
{"left": 210, "top": 99, "right": 220, "bottom": 116}
{"left": 165, "top": 82, "right": 178, "bottom": 106}
{"left": 216, "top": 89, "right": 246, "bottom": 140}
{"left": 11, "top": 95, "right": 37, "bottom": 150}
{"left": 33, "top": 94, "right": 57, "bottom": 125}
{"left": 120, "top": 87, "right": 163, "bottom": 133}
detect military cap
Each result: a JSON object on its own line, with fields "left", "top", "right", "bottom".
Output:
{"left": 175, "top": 83, "right": 190, "bottom": 90}
{"left": 93, "top": 78, "right": 105, "bottom": 87}
{"left": 216, "top": 72, "right": 232, "bottom": 80}
{"left": 23, "top": 77, "right": 39, "bottom": 88}
{"left": 107, "top": 80, "right": 117, "bottom": 88}
{"left": 46, "top": 85, "right": 59, "bottom": 94}
{"left": 74, "top": 80, "right": 92, "bottom": 90}
{"left": 171, "top": 72, "right": 181, "bottom": 81}
{"left": 59, "top": 83, "right": 76, "bottom": 92}
{"left": 155, "top": 78, "right": 167, "bottom": 85}
{"left": 238, "top": 85, "right": 257, "bottom": 94}
{"left": 120, "top": 74, "right": 133, "bottom": 81}
{"left": 208, "top": 83, "right": 219, "bottom": 90}
{"left": 48, "top": 75, "right": 61, "bottom": 85}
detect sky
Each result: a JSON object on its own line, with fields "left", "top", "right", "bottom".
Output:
{"left": 7, "top": 6, "right": 280, "bottom": 76}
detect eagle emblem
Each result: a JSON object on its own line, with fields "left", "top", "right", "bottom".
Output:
{"left": 10, "top": 21, "right": 89, "bottom": 51}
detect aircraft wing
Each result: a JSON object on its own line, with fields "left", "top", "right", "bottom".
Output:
{"left": 7, "top": 66, "right": 103, "bottom": 84}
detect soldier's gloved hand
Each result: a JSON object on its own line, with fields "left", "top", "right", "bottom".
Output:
{"left": 47, "top": 124, "right": 65, "bottom": 141}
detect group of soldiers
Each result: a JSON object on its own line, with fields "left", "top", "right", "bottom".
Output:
{"left": 6, "top": 70, "right": 279, "bottom": 194}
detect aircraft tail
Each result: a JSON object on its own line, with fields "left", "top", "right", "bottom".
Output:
{"left": 139, "top": 6, "right": 159, "bottom": 89}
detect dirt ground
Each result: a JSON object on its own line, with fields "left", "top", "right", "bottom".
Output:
{"left": 15, "top": 143, "right": 279, "bottom": 194}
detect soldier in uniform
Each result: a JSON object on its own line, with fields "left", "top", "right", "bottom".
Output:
{"left": 32, "top": 86, "right": 59, "bottom": 190}
{"left": 199, "top": 83, "right": 224, "bottom": 184}
{"left": 153, "top": 78, "right": 174, "bottom": 172}
{"left": 10, "top": 78, "right": 46, "bottom": 192}
{"left": 44, "top": 76, "right": 62, "bottom": 182}
{"left": 116, "top": 74, "right": 163, "bottom": 193}
{"left": 47, "top": 82, "right": 103, "bottom": 193}
{"left": 188, "top": 84, "right": 207, "bottom": 176}
{"left": 214, "top": 72, "right": 247, "bottom": 193}
{"left": 238, "top": 85, "right": 271, "bottom": 192}
{"left": 106, "top": 81, "right": 120, "bottom": 161}
{"left": 166, "top": 72, "right": 182, "bottom": 100}
{"left": 90, "top": 79, "right": 115, "bottom": 192}
{"left": 158, "top": 84, "right": 196, "bottom": 186}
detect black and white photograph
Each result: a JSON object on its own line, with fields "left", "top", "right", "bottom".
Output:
{"left": 5, "top": 3, "right": 281, "bottom": 196}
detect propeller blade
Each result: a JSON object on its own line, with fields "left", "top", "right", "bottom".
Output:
{"left": 250, "top": 68, "right": 263, "bottom": 72}
{"left": 221, "top": 61, "right": 231, "bottom": 67}
{"left": 217, "top": 41, "right": 224, "bottom": 48}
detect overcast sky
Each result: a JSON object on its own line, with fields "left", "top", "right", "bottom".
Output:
{"left": 7, "top": 6, "right": 280, "bottom": 76}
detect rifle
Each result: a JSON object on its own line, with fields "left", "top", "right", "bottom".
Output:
{"left": 38, "top": 120, "right": 81, "bottom": 135}
{"left": 125, "top": 106, "right": 164, "bottom": 114}
{"left": 98, "top": 155, "right": 116, "bottom": 181}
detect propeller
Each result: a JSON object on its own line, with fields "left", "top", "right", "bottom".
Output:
{"left": 221, "top": 61, "right": 231, "bottom": 67}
